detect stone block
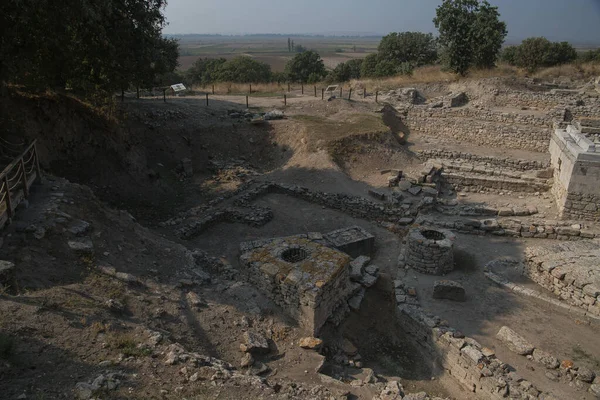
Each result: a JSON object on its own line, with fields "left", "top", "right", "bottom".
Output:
{"left": 496, "top": 326, "right": 534, "bottom": 355}
{"left": 349, "top": 256, "right": 370, "bottom": 282}
{"left": 324, "top": 226, "right": 375, "bottom": 258}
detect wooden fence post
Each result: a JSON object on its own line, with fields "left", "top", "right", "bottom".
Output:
{"left": 288, "top": 82, "right": 290, "bottom": 92}
{"left": 3, "top": 175, "right": 12, "bottom": 218}
{"left": 136, "top": 87, "right": 140, "bottom": 99}
{"left": 348, "top": 89, "right": 352, "bottom": 100}
{"left": 284, "top": 94, "right": 287, "bottom": 106}
{"left": 212, "top": 85, "right": 215, "bottom": 94}
{"left": 20, "top": 158, "right": 28, "bottom": 198}
{"left": 364, "top": 87, "right": 367, "bottom": 98}
{"left": 301, "top": 83, "right": 304, "bottom": 95}
{"left": 246, "top": 95, "right": 249, "bottom": 108}
{"left": 322, "top": 88, "right": 324, "bottom": 100}
{"left": 163, "top": 89, "right": 166, "bottom": 103}
{"left": 375, "top": 91, "right": 379, "bottom": 103}
{"left": 34, "top": 143, "right": 42, "bottom": 182}
{"left": 206, "top": 93, "right": 209, "bottom": 106}
{"left": 340, "top": 87, "right": 343, "bottom": 98}
{"left": 314, "top": 86, "right": 317, "bottom": 97}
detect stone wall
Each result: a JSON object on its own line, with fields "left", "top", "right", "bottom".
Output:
{"left": 405, "top": 114, "right": 550, "bottom": 152}
{"left": 443, "top": 172, "right": 550, "bottom": 194}
{"left": 403, "top": 227, "right": 455, "bottom": 275}
{"left": 417, "top": 149, "right": 550, "bottom": 171}
{"left": 524, "top": 241, "right": 600, "bottom": 317}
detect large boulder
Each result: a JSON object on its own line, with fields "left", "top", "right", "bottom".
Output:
{"left": 240, "top": 331, "right": 269, "bottom": 354}
{"left": 432, "top": 280, "right": 466, "bottom": 302}
{"left": 496, "top": 326, "right": 534, "bottom": 355}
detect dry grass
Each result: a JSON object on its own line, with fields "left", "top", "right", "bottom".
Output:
{"left": 190, "top": 61, "right": 599, "bottom": 96}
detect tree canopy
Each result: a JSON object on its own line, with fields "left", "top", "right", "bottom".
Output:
{"left": 434, "top": 0, "right": 507, "bottom": 75}
{"left": 0, "top": 0, "right": 179, "bottom": 99}
{"left": 377, "top": 32, "right": 438, "bottom": 67}
{"left": 284, "top": 51, "right": 327, "bottom": 83}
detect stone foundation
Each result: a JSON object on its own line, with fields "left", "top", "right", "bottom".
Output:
{"left": 404, "top": 227, "right": 455, "bottom": 275}
{"left": 239, "top": 234, "right": 352, "bottom": 335}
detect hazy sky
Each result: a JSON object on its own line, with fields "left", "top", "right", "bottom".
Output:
{"left": 163, "top": 0, "right": 600, "bottom": 44}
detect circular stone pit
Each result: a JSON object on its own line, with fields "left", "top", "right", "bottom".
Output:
{"left": 280, "top": 247, "right": 309, "bottom": 263}
{"left": 405, "top": 227, "right": 456, "bottom": 275}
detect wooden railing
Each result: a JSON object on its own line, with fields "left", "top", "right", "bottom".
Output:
{"left": 0, "top": 140, "right": 41, "bottom": 229}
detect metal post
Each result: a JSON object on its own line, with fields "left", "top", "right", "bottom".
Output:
{"left": 20, "top": 158, "right": 28, "bottom": 198}
{"left": 3, "top": 175, "right": 12, "bottom": 218}
{"left": 348, "top": 89, "right": 352, "bottom": 100}
{"left": 284, "top": 94, "right": 287, "bottom": 106}
{"left": 206, "top": 93, "right": 209, "bottom": 106}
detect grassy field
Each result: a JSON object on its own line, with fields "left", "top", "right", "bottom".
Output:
{"left": 172, "top": 35, "right": 380, "bottom": 71}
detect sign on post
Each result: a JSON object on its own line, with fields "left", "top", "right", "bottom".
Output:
{"left": 170, "top": 83, "right": 186, "bottom": 92}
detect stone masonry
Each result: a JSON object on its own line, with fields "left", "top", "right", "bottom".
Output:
{"left": 239, "top": 234, "right": 352, "bottom": 335}
{"left": 402, "top": 227, "right": 456, "bottom": 275}
{"left": 550, "top": 123, "right": 600, "bottom": 221}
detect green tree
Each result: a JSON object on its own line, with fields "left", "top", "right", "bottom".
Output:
{"left": 500, "top": 46, "right": 518, "bottom": 64}
{"left": 284, "top": 50, "right": 326, "bottom": 83}
{"left": 216, "top": 56, "right": 272, "bottom": 83}
{"left": 295, "top": 44, "right": 307, "bottom": 53}
{"left": 360, "top": 54, "right": 380, "bottom": 78}
{"left": 434, "top": 0, "right": 507, "bottom": 75}
{"left": 328, "top": 59, "right": 363, "bottom": 83}
{"left": 186, "top": 58, "right": 227, "bottom": 85}
{"left": 471, "top": 2, "right": 507, "bottom": 68}
{"left": 377, "top": 32, "right": 437, "bottom": 67}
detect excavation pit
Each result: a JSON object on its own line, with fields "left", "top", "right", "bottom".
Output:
{"left": 404, "top": 227, "right": 456, "bottom": 275}
{"left": 280, "top": 247, "right": 309, "bottom": 263}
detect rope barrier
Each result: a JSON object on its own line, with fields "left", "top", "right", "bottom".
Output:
{"left": 0, "top": 136, "right": 25, "bottom": 147}
{"left": 6, "top": 164, "right": 22, "bottom": 183}
{"left": 9, "top": 181, "right": 21, "bottom": 192}
{"left": 23, "top": 149, "right": 36, "bottom": 164}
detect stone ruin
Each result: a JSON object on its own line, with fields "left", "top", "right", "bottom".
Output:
{"left": 550, "top": 123, "right": 600, "bottom": 220}
{"left": 239, "top": 226, "right": 375, "bottom": 335}
{"left": 402, "top": 227, "right": 456, "bottom": 275}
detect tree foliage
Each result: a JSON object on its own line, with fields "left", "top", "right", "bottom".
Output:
{"left": 434, "top": 0, "right": 507, "bottom": 75}
{"left": 579, "top": 49, "right": 600, "bottom": 63}
{"left": 284, "top": 51, "right": 326, "bottom": 83}
{"left": 502, "top": 38, "right": 578, "bottom": 72}
{"left": 327, "top": 59, "right": 363, "bottom": 83}
{"left": 186, "top": 56, "right": 272, "bottom": 85}
{"left": 0, "top": 0, "right": 179, "bottom": 99}
{"left": 378, "top": 32, "right": 437, "bottom": 67}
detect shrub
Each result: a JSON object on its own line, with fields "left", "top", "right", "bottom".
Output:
{"left": 284, "top": 50, "right": 327, "bottom": 83}
{"left": 505, "top": 37, "right": 578, "bottom": 72}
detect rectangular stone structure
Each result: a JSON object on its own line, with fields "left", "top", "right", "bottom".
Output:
{"left": 550, "top": 124, "right": 600, "bottom": 221}
{"left": 324, "top": 226, "right": 375, "bottom": 258}
{"left": 239, "top": 235, "right": 352, "bottom": 335}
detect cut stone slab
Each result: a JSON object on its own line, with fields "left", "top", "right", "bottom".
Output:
{"left": 361, "top": 273, "right": 378, "bottom": 288}
{"left": 496, "top": 326, "right": 534, "bottom": 355}
{"left": 350, "top": 256, "right": 371, "bottom": 282}
{"left": 299, "top": 337, "right": 323, "bottom": 351}
{"left": 432, "top": 280, "right": 466, "bottom": 302}
{"left": 408, "top": 186, "right": 422, "bottom": 196}
{"left": 68, "top": 220, "right": 91, "bottom": 236}
{"left": 342, "top": 338, "right": 358, "bottom": 356}
{"left": 241, "top": 331, "right": 269, "bottom": 354}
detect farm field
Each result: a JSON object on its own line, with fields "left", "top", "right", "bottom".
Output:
{"left": 172, "top": 34, "right": 380, "bottom": 71}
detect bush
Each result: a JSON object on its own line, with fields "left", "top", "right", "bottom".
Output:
{"left": 504, "top": 37, "right": 578, "bottom": 72}
{"left": 284, "top": 50, "right": 327, "bottom": 83}
{"left": 579, "top": 49, "right": 600, "bottom": 63}
{"left": 186, "top": 58, "right": 227, "bottom": 86}
{"left": 327, "top": 59, "right": 363, "bottom": 83}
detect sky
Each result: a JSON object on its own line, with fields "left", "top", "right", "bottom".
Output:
{"left": 163, "top": 0, "right": 600, "bottom": 44}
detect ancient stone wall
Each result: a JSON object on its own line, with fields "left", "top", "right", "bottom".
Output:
{"left": 405, "top": 114, "right": 550, "bottom": 152}
{"left": 404, "top": 228, "right": 455, "bottom": 275}
{"left": 417, "top": 149, "right": 550, "bottom": 171}
{"left": 443, "top": 172, "right": 550, "bottom": 194}
{"left": 525, "top": 241, "right": 600, "bottom": 317}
